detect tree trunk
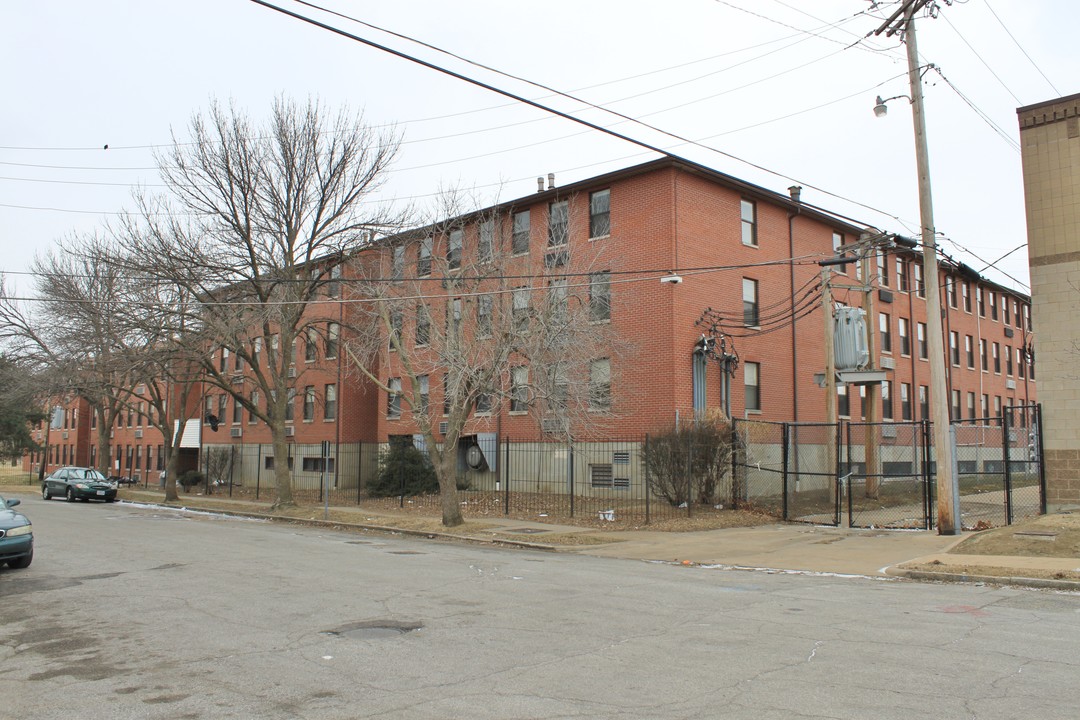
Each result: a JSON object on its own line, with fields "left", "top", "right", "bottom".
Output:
{"left": 434, "top": 448, "right": 463, "bottom": 527}
{"left": 96, "top": 422, "right": 113, "bottom": 477}
{"left": 270, "top": 431, "right": 296, "bottom": 509}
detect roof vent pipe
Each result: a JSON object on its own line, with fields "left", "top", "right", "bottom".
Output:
{"left": 537, "top": 177, "right": 544, "bottom": 193}
{"left": 548, "top": 173, "right": 555, "bottom": 190}
{"left": 788, "top": 185, "right": 802, "bottom": 203}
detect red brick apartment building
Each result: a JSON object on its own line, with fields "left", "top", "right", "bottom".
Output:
{"left": 24, "top": 157, "right": 1035, "bottom": 489}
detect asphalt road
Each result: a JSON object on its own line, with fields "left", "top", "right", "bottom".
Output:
{"left": 3, "top": 497, "right": 1080, "bottom": 720}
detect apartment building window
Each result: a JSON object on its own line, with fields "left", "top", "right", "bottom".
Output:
{"left": 946, "top": 276, "right": 956, "bottom": 308}
{"left": 219, "top": 347, "right": 229, "bottom": 371}
{"left": 447, "top": 228, "right": 463, "bottom": 270}
{"left": 878, "top": 251, "right": 889, "bottom": 287}
{"left": 590, "top": 271, "right": 611, "bottom": 322}
{"left": 418, "top": 238, "right": 432, "bottom": 277}
{"left": 914, "top": 262, "right": 925, "bottom": 297}
{"left": 249, "top": 390, "right": 259, "bottom": 424}
{"left": 832, "top": 233, "right": 845, "bottom": 273}
{"left": 389, "top": 310, "right": 403, "bottom": 351}
{"left": 879, "top": 313, "right": 891, "bottom": 353}
{"left": 898, "top": 318, "right": 910, "bottom": 356}
{"left": 90, "top": 411, "right": 97, "bottom": 430}
{"left": 512, "top": 210, "right": 530, "bottom": 255}
{"left": 548, "top": 200, "right": 569, "bottom": 247}
{"left": 965, "top": 335, "right": 974, "bottom": 369}
{"left": 1006, "top": 345, "right": 1013, "bottom": 375}
{"left": 967, "top": 392, "right": 976, "bottom": 420}
{"left": 980, "top": 339, "right": 988, "bottom": 371}
{"left": 126, "top": 446, "right": 134, "bottom": 470}
{"left": 478, "top": 219, "right": 494, "bottom": 264}
{"left": 590, "top": 189, "right": 610, "bottom": 238}
{"left": 253, "top": 336, "right": 262, "bottom": 367}
{"left": 1024, "top": 304, "right": 1031, "bottom": 331}
{"left": 157, "top": 445, "right": 164, "bottom": 472}
{"left": 513, "top": 288, "right": 530, "bottom": 332}
{"left": 743, "top": 278, "right": 759, "bottom": 327}
{"left": 992, "top": 342, "right": 1001, "bottom": 373}
{"left": 901, "top": 382, "right": 912, "bottom": 421}
{"left": 740, "top": 199, "right": 757, "bottom": 247}
{"left": 391, "top": 245, "right": 405, "bottom": 280}
{"left": 949, "top": 331, "right": 959, "bottom": 366}
{"left": 962, "top": 282, "right": 971, "bottom": 312}
{"left": 917, "top": 322, "right": 927, "bottom": 360}
{"left": 326, "top": 322, "right": 339, "bottom": 359}
{"left": 205, "top": 396, "right": 214, "bottom": 423}
{"left": 882, "top": 380, "right": 893, "bottom": 420}
{"left": 951, "top": 390, "right": 961, "bottom": 420}
{"left": 837, "top": 385, "right": 849, "bottom": 418}
{"left": 550, "top": 279, "right": 568, "bottom": 324}
{"left": 977, "top": 286, "right": 985, "bottom": 317}
{"left": 744, "top": 361, "right": 761, "bottom": 412}
{"left": 233, "top": 396, "right": 243, "bottom": 424}
{"left": 475, "top": 392, "right": 493, "bottom": 415}
{"left": 217, "top": 396, "right": 227, "bottom": 425}
{"left": 989, "top": 291, "right": 997, "bottom": 321}
{"left": 234, "top": 349, "right": 243, "bottom": 372}
{"left": 994, "top": 395, "right": 1002, "bottom": 421}
{"left": 477, "top": 296, "right": 492, "bottom": 338}
{"left": 416, "top": 306, "right": 430, "bottom": 346}
{"left": 1003, "top": 296, "right": 1011, "bottom": 325}
{"left": 285, "top": 388, "right": 295, "bottom": 422}
{"left": 510, "top": 367, "right": 529, "bottom": 412}
{"left": 981, "top": 393, "right": 989, "bottom": 418}
{"left": 448, "top": 298, "right": 462, "bottom": 336}
{"left": 919, "top": 385, "right": 929, "bottom": 421}
{"left": 303, "top": 386, "right": 315, "bottom": 421}
{"left": 417, "top": 375, "right": 429, "bottom": 413}
{"left": 135, "top": 445, "right": 143, "bottom": 471}
{"left": 589, "top": 358, "right": 611, "bottom": 411}
{"left": 319, "top": 382, "right": 332, "bottom": 423}
{"left": 306, "top": 327, "right": 318, "bottom": 362}
{"left": 896, "top": 258, "right": 909, "bottom": 292}
{"left": 327, "top": 265, "right": 341, "bottom": 299}
{"left": 387, "top": 378, "right": 401, "bottom": 418}
{"left": 1017, "top": 347, "right": 1025, "bottom": 379}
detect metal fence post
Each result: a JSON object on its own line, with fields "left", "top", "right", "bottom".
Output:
{"left": 1002, "top": 407, "right": 1013, "bottom": 525}
{"left": 356, "top": 443, "right": 364, "bottom": 505}
{"left": 503, "top": 436, "right": 510, "bottom": 516}
{"left": 644, "top": 434, "right": 651, "bottom": 525}
{"left": 568, "top": 440, "right": 575, "bottom": 518}
{"left": 229, "top": 445, "right": 236, "bottom": 497}
{"left": 781, "top": 423, "right": 790, "bottom": 522}
{"left": 255, "top": 444, "right": 261, "bottom": 500}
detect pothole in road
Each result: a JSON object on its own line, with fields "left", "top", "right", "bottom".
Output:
{"left": 322, "top": 620, "right": 423, "bottom": 639}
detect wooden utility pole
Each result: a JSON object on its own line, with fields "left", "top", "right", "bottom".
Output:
{"left": 861, "top": 250, "right": 881, "bottom": 499}
{"left": 823, "top": 266, "right": 837, "bottom": 477}
{"left": 880, "top": 0, "right": 960, "bottom": 534}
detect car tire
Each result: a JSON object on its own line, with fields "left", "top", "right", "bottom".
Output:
{"left": 42, "top": 485, "right": 51, "bottom": 501}
{"left": 66, "top": 487, "right": 75, "bottom": 502}
{"left": 7, "top": 548, "right": 32, "bottom": 569}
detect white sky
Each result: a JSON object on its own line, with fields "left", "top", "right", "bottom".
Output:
{"left": 2, "top": 0, "right": 1076, "bottom": 297}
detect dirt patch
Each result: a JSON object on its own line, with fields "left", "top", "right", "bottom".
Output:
{"left": 949, "top": 513, "right": 1080, "bottom": 558}
{"left": 898, "top": 560, "right": 1080, "bottom": 583}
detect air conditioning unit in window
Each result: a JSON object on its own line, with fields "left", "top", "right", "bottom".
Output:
{"left": 541, "top": 416, "right": 568, "bottom": 434}
{"left": 284, "top": 426, "right": 295, "bottom": 437}
{"left": 287, "top": 366, "right": 297, "bottom": 378}
{"left": 62, "top": 431, "right": 69, "bottom": 440}
{"left": 1006, "top": 379, "right": 1016, "bottom": 390}
{"left": 135, "top": 429, "right": 143, "bottom": 439}
{"left": 879, "top": 356, "right": 895, "bottom": 370}
{"left": 230, "top": 427, "right": 243, "bottom": 438}
{"left": 231, "top": 374, "right": 244, "bottom": 385}
{"left": 881, "top": 425, "right": 898, "bottom": 438}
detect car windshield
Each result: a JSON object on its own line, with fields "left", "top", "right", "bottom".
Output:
{"left": 78, "top": 469, "right": 107, "bottom": 481}
{"left": 0, "top": 496, "right": 8, "bottom": 509}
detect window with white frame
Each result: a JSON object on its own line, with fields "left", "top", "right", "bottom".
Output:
{"left": 387, "top": 378, "right": 401, "bottom": 418}
{"left": 590, "top": 271, "right": 611, "bottom": 322}
{"left": 512, "top": 210, "right": 530, "bottom": 255}
{"left": 447, "top": 228, "right": 463, "bottom": 270}
{"left": 744, "top": 361, "right": 760, "bottom": 412}
{"left": 548, "top": 200, "right": 568, "bottom": 247}
{"left": 511, "top": 366, "right": 529, "bottom": 412}
{"left": 589, "top": 358, "right": 611, "bottom": 410}
{"left": 740, "top": 199, "right": 757, "bottom": 247}
{"left": 743, "top": 278, "right": 759, "bottom": 327}
{"left": 589, "top": 189, "right": 610, "bottom": 238}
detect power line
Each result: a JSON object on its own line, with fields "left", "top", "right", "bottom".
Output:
{"left": 938, "top": 9, "right": 1021, "bottom": 105}
{"left": 983, "top": 0, "right": 1061, "bottom": 97}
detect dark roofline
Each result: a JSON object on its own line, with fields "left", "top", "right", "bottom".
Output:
{"left": 1017, "top": 92, "right": 1080, "bottom": 114}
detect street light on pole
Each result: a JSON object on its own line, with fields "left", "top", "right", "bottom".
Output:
{"left": 874, "top": 0, "right": 961, "bottom": 535}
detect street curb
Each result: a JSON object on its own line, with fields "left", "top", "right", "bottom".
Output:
{"left": 120, "top": 499, "right": 566, "bottom": 553}
{"left": 890, "top": 567, "right": 1080, "bottom": 591}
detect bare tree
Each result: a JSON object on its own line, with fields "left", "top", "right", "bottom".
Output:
{"left": 118, "top": 97, "right": 403, "bottom": 509}
{"left": 345, "top": 190, "right": 627, "bottom": 527}
{"left": 0, "top": 236, "right": 134, "bottom": 478}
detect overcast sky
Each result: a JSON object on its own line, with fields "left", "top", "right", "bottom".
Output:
{"left": 2, "top": 0, "right": 1076, "bottom": 297}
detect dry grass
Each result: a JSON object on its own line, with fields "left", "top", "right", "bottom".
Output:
{"left": 898, "top": 560, "right": 1080, "bottom": 583}
{"left": 948, "top": 512, "right": 1080, "bottom": 558}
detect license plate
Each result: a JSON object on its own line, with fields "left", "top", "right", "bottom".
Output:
{"left": 96, "top": 490, "right": 105, "bottom": 496}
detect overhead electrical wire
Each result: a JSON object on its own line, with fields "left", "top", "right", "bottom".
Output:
{"left": 937, "top": 9, "right": 1021, "bottom": 105}
{"left": 982, "top": 0, "right": 1060, "bottom": 97}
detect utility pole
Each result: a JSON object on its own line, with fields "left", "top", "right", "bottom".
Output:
{"left": 876, "top": 0, "right": 960, "bottom": 534}
{"left": 861, "top": 249, "right": 881, "bottom": 499}
{"left": 822, "top": 266, "right": 837, "bottom": 476}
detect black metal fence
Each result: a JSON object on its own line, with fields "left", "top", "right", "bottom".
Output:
{"left": 732, "top": 404, "right": 1045, "bottom": 530}
{"left": 188, "top": 436, "right": 737, "bottom": 526}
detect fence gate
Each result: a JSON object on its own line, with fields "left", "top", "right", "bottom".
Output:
{"left": 844, "top": 421, "right": 930, "bottom": 530}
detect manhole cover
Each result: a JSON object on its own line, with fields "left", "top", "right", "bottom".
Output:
{"left": 323, "top": 620, "right": 423, "bottom": 640}
{"left": 503, "top": 527, "right": 550, "bottom": 534}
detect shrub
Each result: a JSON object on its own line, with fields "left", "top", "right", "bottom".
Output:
{"left": 177, "top": 470, "right": 206, "bottom": 491}
{"left": 644, "top": 414, "right": 734, "bottom": 507}
{"left": 367, "top": 437, "right": 439, "bottom": 497}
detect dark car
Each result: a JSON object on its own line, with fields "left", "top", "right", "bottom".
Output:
{"left": 42, "top": 466, "right": 118, "bottom": 503}
{"left": 0, "top": 496, "right": 33, "bottom": 569}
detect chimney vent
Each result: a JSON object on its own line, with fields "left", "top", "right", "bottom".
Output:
{"left": 547, "top": 173, "right": 555, "bottom": 190}
{"left": 788, "top": 185, "right": 802, "bottom": 203}
{"left": 537, "top": 177, "right": 544, "bottom": 193}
